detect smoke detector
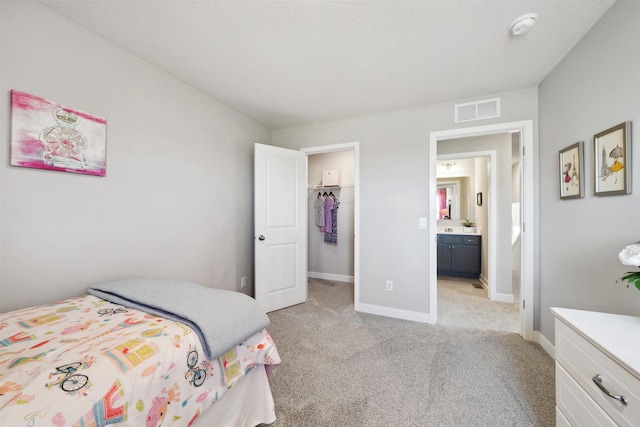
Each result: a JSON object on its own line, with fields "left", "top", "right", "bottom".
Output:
{"left": 510, "top": 13, "right": 538, "bottom": 36}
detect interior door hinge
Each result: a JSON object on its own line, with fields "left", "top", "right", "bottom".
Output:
{"left": 523, "top": 299, "right": 525, "bottom": 309}
{"left": 522, "top": 146, "right": 526, "bottom": 156}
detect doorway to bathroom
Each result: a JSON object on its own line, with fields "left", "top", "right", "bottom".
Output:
{"left": 429, "top": 120, "right": 534, "bottom": 341}
{"left": 435, "top": 140, "right": 522, "bottom": 333}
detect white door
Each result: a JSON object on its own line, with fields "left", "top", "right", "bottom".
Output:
{"left": 254, "top": 143, "right": 307, "bottom": 313}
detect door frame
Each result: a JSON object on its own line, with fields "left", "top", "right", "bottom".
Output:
{"left": 300, "top": 142, "right": 360, "bottom": 309}
{"left": 429, "top": 120, "right": 535, "bottom": 341}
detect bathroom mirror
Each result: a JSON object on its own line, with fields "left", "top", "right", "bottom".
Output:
{"left": 437, "top": 181, "right": 458, "bottom": 219}
{"left": 436, "top": 177, "right": 472, "bottom": 220}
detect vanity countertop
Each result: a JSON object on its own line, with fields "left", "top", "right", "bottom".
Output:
{"left": 437, "top": 227, "right": 482, "bottom": 236}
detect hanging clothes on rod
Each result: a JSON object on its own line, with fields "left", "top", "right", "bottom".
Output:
{"left": 321, "top": 192, "right": 334, "bottom": 233}
{"left": 315, "top": 192, "right": 325, "bottom": 227}
{"left": 324, "top": 192, "right": 339, "bottom": 245}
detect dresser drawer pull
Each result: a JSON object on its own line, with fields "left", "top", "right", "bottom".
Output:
{"left": 592, "top": 374, "right": 628, "bottom": 405}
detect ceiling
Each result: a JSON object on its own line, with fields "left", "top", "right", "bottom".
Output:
{"left": 38, "top": 0, "right": 615, "bottom": 130}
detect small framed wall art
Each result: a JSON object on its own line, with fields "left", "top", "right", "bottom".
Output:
{"left": 594, "top": 121, "right": 632, "bottom": 196}
{"left": 10, "top": 90, "right": 107, "bottom": 176}
{"left": 559, "top": 141, "right": 584, "bottom": 199}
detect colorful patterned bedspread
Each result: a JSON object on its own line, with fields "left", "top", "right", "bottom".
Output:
{"left": 0, "top": 295, "right": 280, "bottom": 427}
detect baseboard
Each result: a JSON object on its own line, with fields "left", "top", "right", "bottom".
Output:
{"left": 492, "top": 292, "right": 514, "bottom": 303}
{"left": 355, "top": 302, "right": 434, "bottom": 324}
{"left": 308, "top": 271, "right": 354, "bottom": 283}
{"left": 535, "top": 331, "right": 555, "bottom": 359}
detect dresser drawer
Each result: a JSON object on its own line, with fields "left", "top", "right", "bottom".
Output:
{"left": 556, "top": 362, "right": 616, "bottom": 426}
{"left": 556, "top": 320, "right": 640, "bottom": 426}
{"left": 555, "top": 406, "right": 571, "bottom": 427}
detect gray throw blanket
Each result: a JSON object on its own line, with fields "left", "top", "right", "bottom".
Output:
{"left": 87, "top": 278, "right": 270, "bottom": 360}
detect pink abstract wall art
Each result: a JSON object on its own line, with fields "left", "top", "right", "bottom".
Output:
{"left": 10, "top": 90, "right": 107, "bottom": 176}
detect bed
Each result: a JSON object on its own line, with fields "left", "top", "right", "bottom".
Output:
{"left": 0, "top": 278, "right": 281, "bottom": 427}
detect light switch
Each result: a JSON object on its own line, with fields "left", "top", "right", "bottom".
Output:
{"left": 419, "top": 217, "right": 427, "bottom": 229}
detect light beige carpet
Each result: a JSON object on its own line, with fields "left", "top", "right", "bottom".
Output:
{"left": 262, "top": 278, "right": 554, "bottom": 427}
{"left": 437, "top": 278, "right": 520, "bottom": 333}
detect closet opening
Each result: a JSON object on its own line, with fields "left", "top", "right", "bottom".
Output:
{"left": 302, "top": 143, "right": 359, "bottom": 309}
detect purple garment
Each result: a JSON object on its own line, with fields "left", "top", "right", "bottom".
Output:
{"left": 324, "top": 199, "right": 339, "bottom": 245}
{"left": 322, "top": 196, "right": 334, "bottom": 232}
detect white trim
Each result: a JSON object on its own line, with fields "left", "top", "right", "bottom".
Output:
{"left": 493, "top": 293, "right": 514, "bottom": 303}
{"left": 301, "top": 142, "right": 356, "bottom": 153}
{"left": 301, "top": 142, "right": 360, "bottom": 313}
{"left": 308, "top": 271, "right": 354, "bottom": 283}
{"left": 535, "top": 331, "right": 555, "bottom": 360}
{"left": 357, "top": 302, "right": 433, "bottom": 324}
{"left": 429, "top": 120, "right": 535, "bottom": 342}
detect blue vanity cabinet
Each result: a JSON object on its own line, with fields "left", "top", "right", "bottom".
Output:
{"left": 437, "top": 234, "right": 481, "bottom": 278}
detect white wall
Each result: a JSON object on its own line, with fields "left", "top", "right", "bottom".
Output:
{"left": 512, "top": 238, "right": 521, "bottom": 277}
{"left": 475, "top": 157, "right": 489, "bottom": 281}
{"left": 307, "top": 151, "right": 355, "bottom": 279}
{"left": 272, "top": 88, "right": 537, "bottom": 318}
{"left": 538, "top": 0, "right": 640, "bottom": 343}
{"left": 511, "top": 145, "right": 521, "bottom": 277}
{"left": 512, "top": 162, "right": 521, "bottom": 202}
{"left": 0, "top": 1, "right": 270, "bottom": 312}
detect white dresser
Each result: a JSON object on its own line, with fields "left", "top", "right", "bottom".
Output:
{"left": 551, "top": 308, "right": 640, "bottom": 426}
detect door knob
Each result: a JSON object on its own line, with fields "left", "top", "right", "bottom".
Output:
{"left": 258, "top": 235, "right": 266, "bottom": 241}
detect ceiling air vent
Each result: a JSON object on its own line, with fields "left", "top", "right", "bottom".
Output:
{"left": 454, "top": 98, "right": 501, "bottom": 123}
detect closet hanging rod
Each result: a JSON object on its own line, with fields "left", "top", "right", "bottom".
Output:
{"left": 308, "top": 184, "right": 354, "bottom": 189}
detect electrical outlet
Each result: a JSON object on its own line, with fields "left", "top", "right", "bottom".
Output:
{"left": 240, "top": 276, "right": 247, "bottom": 288}
{"left": 386, "top": 280, "right": 393, "bottom": 291}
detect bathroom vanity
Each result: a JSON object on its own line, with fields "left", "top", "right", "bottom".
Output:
{"left": 437, "top": 231, "right": 481, "bottom": 278}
